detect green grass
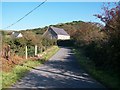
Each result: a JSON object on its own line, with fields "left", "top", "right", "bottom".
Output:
{"left": 73, "top": 48, "right": 120, "bottom": 89}
{"left": 0, "top": 71, "right": 2, "bottom": 90}
{"left": 2, "top": 46, "right": 59, "bottom": 88}
{"left": 44, "top": 46, "right": 60, "bottom": 60}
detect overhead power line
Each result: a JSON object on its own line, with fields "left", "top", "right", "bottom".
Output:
{"left": 3, "top": 0, "right": 47, "bottom": 29}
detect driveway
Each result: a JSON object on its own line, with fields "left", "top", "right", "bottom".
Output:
{"left": 12, "top": 47, "right": 105, "bottom": 88}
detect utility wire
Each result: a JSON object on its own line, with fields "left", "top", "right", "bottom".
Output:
{"left": 3, "top": 0, "right": 47, "bottom": 29}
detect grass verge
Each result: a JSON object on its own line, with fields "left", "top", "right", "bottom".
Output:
{"left": 2, "top": 46, "right": 59, "bottom": 88}
{"left": 73, "top": 48, "right": 120, "bottom": 89}
{"left": 0, "top": 71, "right": 2, "bottom": 90}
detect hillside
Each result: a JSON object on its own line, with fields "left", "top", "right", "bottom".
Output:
{"left": 1, "top": 20, "right": 103, "bottom": 37}
{"left": 1, "top": 20, "right": 105, "bottom": 49}
{"left": 19, "top": 20, "right": 103, "bottom": 38}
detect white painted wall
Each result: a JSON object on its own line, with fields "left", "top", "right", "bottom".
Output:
{"left": 57, "top": 35, "right": 70, "bottom": 40}
{"left": 12, "top": 32, "right": 15, "bottom": 34}
{"left": 17, "top": 33, "right": 23, "bottom": 38}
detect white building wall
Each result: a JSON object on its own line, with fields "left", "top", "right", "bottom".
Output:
{"left": 17, "top": 33, "right": 23, "bottom": 38}
{"left": 57, "top": 35, "right": 70, "bottom": 40}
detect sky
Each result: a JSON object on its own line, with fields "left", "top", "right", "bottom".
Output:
{"left": 1, "top": 2, "right": 114, "bottom": 30}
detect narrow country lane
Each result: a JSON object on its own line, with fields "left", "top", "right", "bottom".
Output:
{"left": 12, "top": 47, "right": 105, "bottom": 88}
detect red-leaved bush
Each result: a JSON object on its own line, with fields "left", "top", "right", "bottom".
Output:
{"left": 93, "top": 2, "right": 120, "bottom": 73}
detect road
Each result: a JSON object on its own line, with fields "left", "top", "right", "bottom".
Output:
{"left": 12, "top": 47, "right": 105, "bottom": 88}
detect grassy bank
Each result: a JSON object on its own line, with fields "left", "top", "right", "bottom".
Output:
{"left": 0, "top": 71, "right": 2, "bottom": 90}
{"left": 73, "top": 48, "right": 119, "bottom": 89}
{"left": 2, "top": 46, "right": 59, "bottom": 88}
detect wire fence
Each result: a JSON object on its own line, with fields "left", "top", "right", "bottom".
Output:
{"left": 2, "top": 45, "right": 39, "bottom": 59}
{"left": 1, "top": 41, "right": 56, "bottom": 60}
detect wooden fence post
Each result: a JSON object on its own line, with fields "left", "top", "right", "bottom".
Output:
{"left": 26, "top": 46, "right": 27, "bottom": 59}
{"left": 35, "top": 45, "right": 37, "bottom": 56}
{"left": 41, "top": 47, "right": 42, "bottom": 53}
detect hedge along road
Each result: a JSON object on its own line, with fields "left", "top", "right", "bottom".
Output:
{"left": 12, "top": 47, "right": 106, "bottom": 88}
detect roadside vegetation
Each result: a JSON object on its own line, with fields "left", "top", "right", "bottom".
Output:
{"left": 1, "top": 27, "right": 58, "bottom": 88}
{"left": 1, "top": 29, "right": 57, "bottom": 72}
{"left": 73, "top": 49, "right": 119, "bottom": 89}
{"left": 72, "top": 3, "right": 120, "bottom": 89}
{"left": 2, "top": 46, "right": 59, "bottom": 88}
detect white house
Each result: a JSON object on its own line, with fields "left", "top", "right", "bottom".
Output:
{"left": 11, "top": 32, "right": 23, "bottom": 38}
{"left": 43, "top": 26, "right": 70, "bottom": 40}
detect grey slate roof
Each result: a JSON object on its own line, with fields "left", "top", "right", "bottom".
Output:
{"left": 50, "top": 26, "right": 69, "bottom": 36}
{"left": 12, "top": 32, "right": 22, "bottom": 37}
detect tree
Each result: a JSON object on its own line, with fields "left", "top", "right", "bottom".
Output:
{"left": 94, "top": 2, "right": 120, "bottom": 73}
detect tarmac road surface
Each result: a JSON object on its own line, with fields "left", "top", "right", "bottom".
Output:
{"left": 12, "top": 47, "right": 106, "bottom": 89}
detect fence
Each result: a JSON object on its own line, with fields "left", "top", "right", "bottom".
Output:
{"left": 2, "top": 45, "right": 35, "bottom": 60}
{"left": 1, "top": 43, "right": 52, "bottom": 60}
{"left": 1, "top": 35, "right": 57, "bottom": 60}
